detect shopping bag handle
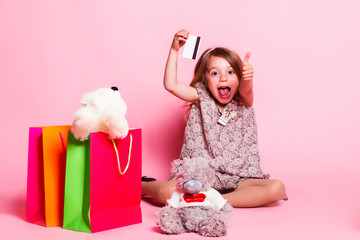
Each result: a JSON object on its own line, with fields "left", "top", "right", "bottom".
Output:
{"left": 108, "top": 134, "right": 133, "bottom": 175}
{"left": 59, "top": 132, "right": 66, "bottom": 153}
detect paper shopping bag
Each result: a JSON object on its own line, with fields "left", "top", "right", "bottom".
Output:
{"left": 26, "top": 125, "right": 71, "bottom": 227}
{"left": 63, "top": 129, "right": 142, "bottom": 233}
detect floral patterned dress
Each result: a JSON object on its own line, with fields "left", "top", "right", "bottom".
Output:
{"left": 179, "top": 82, "right": 268, "bottom": 191}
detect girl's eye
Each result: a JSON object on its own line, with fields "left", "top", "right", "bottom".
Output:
{"left": 228, "top": 70, "right": 234, "bottom": 74}
{"left": 211, "top": 72, "right": 219, "bottom": 76}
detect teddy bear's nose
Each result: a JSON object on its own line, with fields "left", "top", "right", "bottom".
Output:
{"left": 184, "top": 180, "right": 202, "bottom": 195}
{"left": 111, "top": 86, "right": 118, "bottom": 91}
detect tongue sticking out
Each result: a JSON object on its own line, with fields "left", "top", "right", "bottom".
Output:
{"left": 218, "top": 87, "right": 230, "bottom": 98}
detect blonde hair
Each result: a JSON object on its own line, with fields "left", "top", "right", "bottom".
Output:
{"left": 189, "top": 47, "right": 245, "bottom": 105}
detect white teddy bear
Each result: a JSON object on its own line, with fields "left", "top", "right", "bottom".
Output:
{"left": 71, "top": 87, "right": 129, "bottom": 141}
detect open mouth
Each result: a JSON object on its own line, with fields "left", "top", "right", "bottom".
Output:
{"left": 218, "top": 87, "right": 231, "bottom": 99}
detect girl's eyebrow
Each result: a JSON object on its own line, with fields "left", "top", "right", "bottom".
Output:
{"left": 207, "top": 66, "right": 219, "bottom": 71}
{"left": 208, "top": 66, "right": 233, "bottom": 71}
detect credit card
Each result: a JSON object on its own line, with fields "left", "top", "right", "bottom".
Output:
{"left": 183, "top": 35, "right": 201, "bottom": 60}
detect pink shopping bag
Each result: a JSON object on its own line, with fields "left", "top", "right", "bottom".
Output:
{"left": 26, "top": 126, "right": 71, "bottom": 226}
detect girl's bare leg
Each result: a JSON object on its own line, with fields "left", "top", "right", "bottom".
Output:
{"left": 142, "top": 179, "right": 176, "bottom": 204}
{"left": 222, "top": 179, "right": 286, "bottom": 208}
{"left": 142, "top": 178, "right": 285, "bottom": 207}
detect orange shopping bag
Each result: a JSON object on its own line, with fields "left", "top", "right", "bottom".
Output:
{"left": 26, "top": 125, "right": 71, "bottom": 226}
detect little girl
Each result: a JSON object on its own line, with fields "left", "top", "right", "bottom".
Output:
{"left": 142, "top": 30, "right": 286, "bottom": 207}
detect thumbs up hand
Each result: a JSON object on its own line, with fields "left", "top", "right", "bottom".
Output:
{"left": 242, "top": 52, "right": 254, "bottom": 81}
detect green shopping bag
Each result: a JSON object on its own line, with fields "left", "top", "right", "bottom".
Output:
{"left": 62, "top": 132, "right": 91, "bottom": 232}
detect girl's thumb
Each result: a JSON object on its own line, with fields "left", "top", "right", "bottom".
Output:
{"left": 243, "top": 52, "right": 251, "bottom": 63}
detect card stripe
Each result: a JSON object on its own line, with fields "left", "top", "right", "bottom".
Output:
{"left": 192, "top": 36, "right": 201, "bottom": 59}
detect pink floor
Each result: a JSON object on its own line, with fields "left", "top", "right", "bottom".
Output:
{"left": 1, "top": 167, "right": 359, "bottom": 240}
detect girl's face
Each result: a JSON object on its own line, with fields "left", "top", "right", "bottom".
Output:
{"left": 205, "top": 56, "right": 239, "bottom": 108}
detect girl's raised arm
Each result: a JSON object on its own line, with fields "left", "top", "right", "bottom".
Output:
{"left": 239, "top": 52, "right": 254, "bottom": 107}
{"left": 163, "top": 30, "right": 199, "bottom": 104}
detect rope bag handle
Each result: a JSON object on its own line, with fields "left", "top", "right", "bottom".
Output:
{"left": 108, "top": 134, "right": 133, "bottom": 175}
{"left": 59, "top": 132, "right": 66, "bottom": 153}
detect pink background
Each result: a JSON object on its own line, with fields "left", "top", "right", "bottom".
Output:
{"left": 1, "top": 0, "right": 359, "bottom": 239}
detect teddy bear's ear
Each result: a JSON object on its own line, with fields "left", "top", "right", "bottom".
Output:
{"left": 111, "top": 86, "right": 118, "bottom": 91}
{"left": 208, "top": 160, "right": 218, "bottom": 170}
{"left": 80, "top": 92, "right": 92, "bottom": 105}
{"left": 170, "top": 159, "right": 183, "bottom": 174}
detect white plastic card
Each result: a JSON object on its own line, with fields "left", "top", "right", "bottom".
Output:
{"left": 183, "top": 35, "right": 201, "bottom": 60}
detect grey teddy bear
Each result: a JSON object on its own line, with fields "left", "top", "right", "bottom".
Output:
{"left": 157, "top": 157, "right": 233, "bottom": 237}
